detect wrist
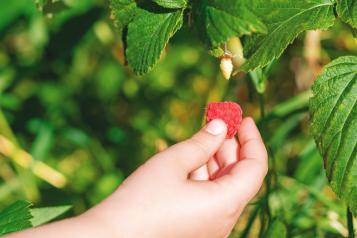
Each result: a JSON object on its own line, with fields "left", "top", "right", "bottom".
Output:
{"left": 78, "top": 207, "right": 120, "bottom": 238}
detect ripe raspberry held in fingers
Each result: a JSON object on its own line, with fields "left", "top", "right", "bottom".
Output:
{"left": 206, "top": 101, "right": 243, "bottom": 139}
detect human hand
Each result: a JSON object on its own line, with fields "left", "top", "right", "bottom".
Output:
{"left": 83, "top": 117, "right": 268, "bottom": 238}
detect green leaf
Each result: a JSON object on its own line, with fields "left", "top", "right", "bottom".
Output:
{"left": 209, "top": 47, "right": 225, "bottom": 57}
{"left": 0, "top": 201, "right": 33, "bottom": 235}
{"left": 241, "top": 0, "right": 336, "bottom": 71}
{"left": 110, "top": 0, "right": 137, "bottom": 36}
{"left": 126, "top": 8, "right": 183, "bottom": 75}
{"left": 337, "top": 0, "right": 357, "bottom": 28}
{"left": 193, "top": 0, "right": 267, "bottom": 47}
{"left": 265, "top": 219, "right": 287, "bottom": 238}
{"left": 249, "top": 63, "right": 273, "bottom": 94}
{"left": 152, "top": 0, "right": 186, "bottom": 9}
{"left": 30, "top": 205, "right": 71, "bottom": 226}
{"left": 309, "top": 56, "right": 357, "bottom": 216}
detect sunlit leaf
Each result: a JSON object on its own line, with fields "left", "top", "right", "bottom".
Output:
{"left": 242, "top": 0, "right": 335, "bottom": 71}
{"left": 337, "top": 0, "right": 357, "bottom": 29}
{"left": 31, "top": 205, "right": 71, "bottom": 226}
{"left": 126, "top": 8, "right": 183, "bottom": 75}
{"left": 310, "top": 56, "right": 357, "bottom": 216}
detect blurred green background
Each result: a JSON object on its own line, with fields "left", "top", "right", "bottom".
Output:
{"left": 0, "top": 0, "right": 356, "bottom": 237}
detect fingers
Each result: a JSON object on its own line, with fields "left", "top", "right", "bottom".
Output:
{"left": 159, "top": 119, "right": 227, "bottom": 175}
{"left": 215, "top": 138, "right": 239, "bottom": 168}
{"left": 207, "top": 157, "right": 220, "bottom": 179}
{"left": 215, "top": 117, "right": 268, "bottom": 204}
{"left": 192, "top": 138, "right": 239, "bottom": 180}
{"left": 189, "top": 164, "right": 209, "bottom": 180}
{"left": 237, "top": 117, "right": 267, "bottom": 162}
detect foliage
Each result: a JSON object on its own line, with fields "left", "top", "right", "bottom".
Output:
{"left": 31, "top": 205, "right": 72, "bottom": 226}
{"left": 192, "top": 0, "right": 267, "bottom": 47}
{"left": 126, "top": 8, "right": 184, "bottom": 75}
{"left": 265, "top": 219, "right": 287, "bottom": 238}
{"left": 337, "top": 0, "right": 357, "bottom": 28}
{"left": 0, "top": 201, "right": 32, "bottom": 235}
{"left": 241, "top": 0, "right": 336, "bottom": 71}
{"left": 0, "top": 0, "right": 357, "bottom": 237}
{"left": 0, "top": 201, "right": 71, "bottom": 235}
{"left": 310, "top": 56, "right": 357, "bottom": 216}
{"left": 110, "top": 0, "right": 357, "bottom": 74}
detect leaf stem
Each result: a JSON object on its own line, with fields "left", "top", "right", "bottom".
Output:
{"left": 258, "top": 93, "right": 265, "bottom": 118}
{"left": 257, "top": 92, "right": 272, "bottom": 236}
{"left": 347, "top": 207, "right": 355, "bottom": 238}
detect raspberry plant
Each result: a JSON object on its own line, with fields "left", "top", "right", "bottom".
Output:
{"left": 0, "top": 0, "right": 356, "bottom": 236}
{"left": 112, "top": 0, "right": 357, "bottom": 234}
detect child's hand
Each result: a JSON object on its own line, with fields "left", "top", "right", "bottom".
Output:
{"left": 6, "top": 117, "right": 267, "bottom": 238}
{"left": 83, "top": 117, "right": 268, "bottom": 238}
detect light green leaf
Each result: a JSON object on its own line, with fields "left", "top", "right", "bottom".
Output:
{"left": 310, "top": 56, "right": 357, "bottom": 216}
{"left": 249, "top": 63, "right": 273, "bottom": 94}
{"left": 193, "top": 0, "right": 267, "bottom": 47}
{"left": 209, "top": 47, "right": 225, "bottom": 57}
{"left": 242, "top": 0, "right": 336, "bottom": 71}
{"left": 265, "top": 219, "right": 287, "bottom": 238}
{"left": 110, "top": 0, "right": 137, "bottom": 36}
{"left": 0, "top": 201, "right": 33, "bottom": 235}
{"left": 31, "top": 205, "right": 71, "bottom": 226}
{"left": 126, "top": 9, "right": 183, "bottom": 75}
{"left": 152, "top": 0, "right": 186, "bottom": 9}
{"left": 337, "top": 0, "right": 357, "bottom": 28}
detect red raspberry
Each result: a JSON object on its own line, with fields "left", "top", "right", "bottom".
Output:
{"left": 206, "top": 101, "right": 243, "bottom": 139}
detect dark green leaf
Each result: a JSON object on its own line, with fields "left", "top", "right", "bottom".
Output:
{"left": 0, "top": 201, "right": 33, "bottom": 235}
{"left": 31, "top": 205, "right": 71, "bottom": 226}
{"left": 152, "top": 0, "right": 187, "bottom": 9}
{"left": 337, "top": 0, "right": 357, "bottom": 29}
{"left": 310, "top": 56, "right": 357, "bottom": 216}
{"left": 126, "top": 8, "right": 183, "bottom": 75}
{"left": 110, "top": 0, "right": 137, "bottom": 36}
{"left": 241, "top": 0, "right": 336, "bottom": 71}
{"left": 193, "top": 0, "right": 267, "bottom": 47}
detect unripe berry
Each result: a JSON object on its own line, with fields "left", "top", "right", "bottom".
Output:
{"left": 220, "top": 56, "right": 233, "bottom": 80}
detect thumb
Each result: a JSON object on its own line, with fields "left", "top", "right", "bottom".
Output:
{"left": 160, "top": 119, "right": 227, "bottom": 175}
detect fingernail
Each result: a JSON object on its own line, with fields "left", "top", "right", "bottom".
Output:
{"left": 205, "top": 119, "right": 226, "bottom": 135}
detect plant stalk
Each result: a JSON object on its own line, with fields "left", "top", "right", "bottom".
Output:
{"left": 347, "top": 207, "right": 355, "bottom": 238}
{"left": 257, "top": 93, "right": 272, "bottom": 237}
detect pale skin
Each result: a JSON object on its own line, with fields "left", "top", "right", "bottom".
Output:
{"left": 6, "top": 118, "right": 268, "bottom": 238}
